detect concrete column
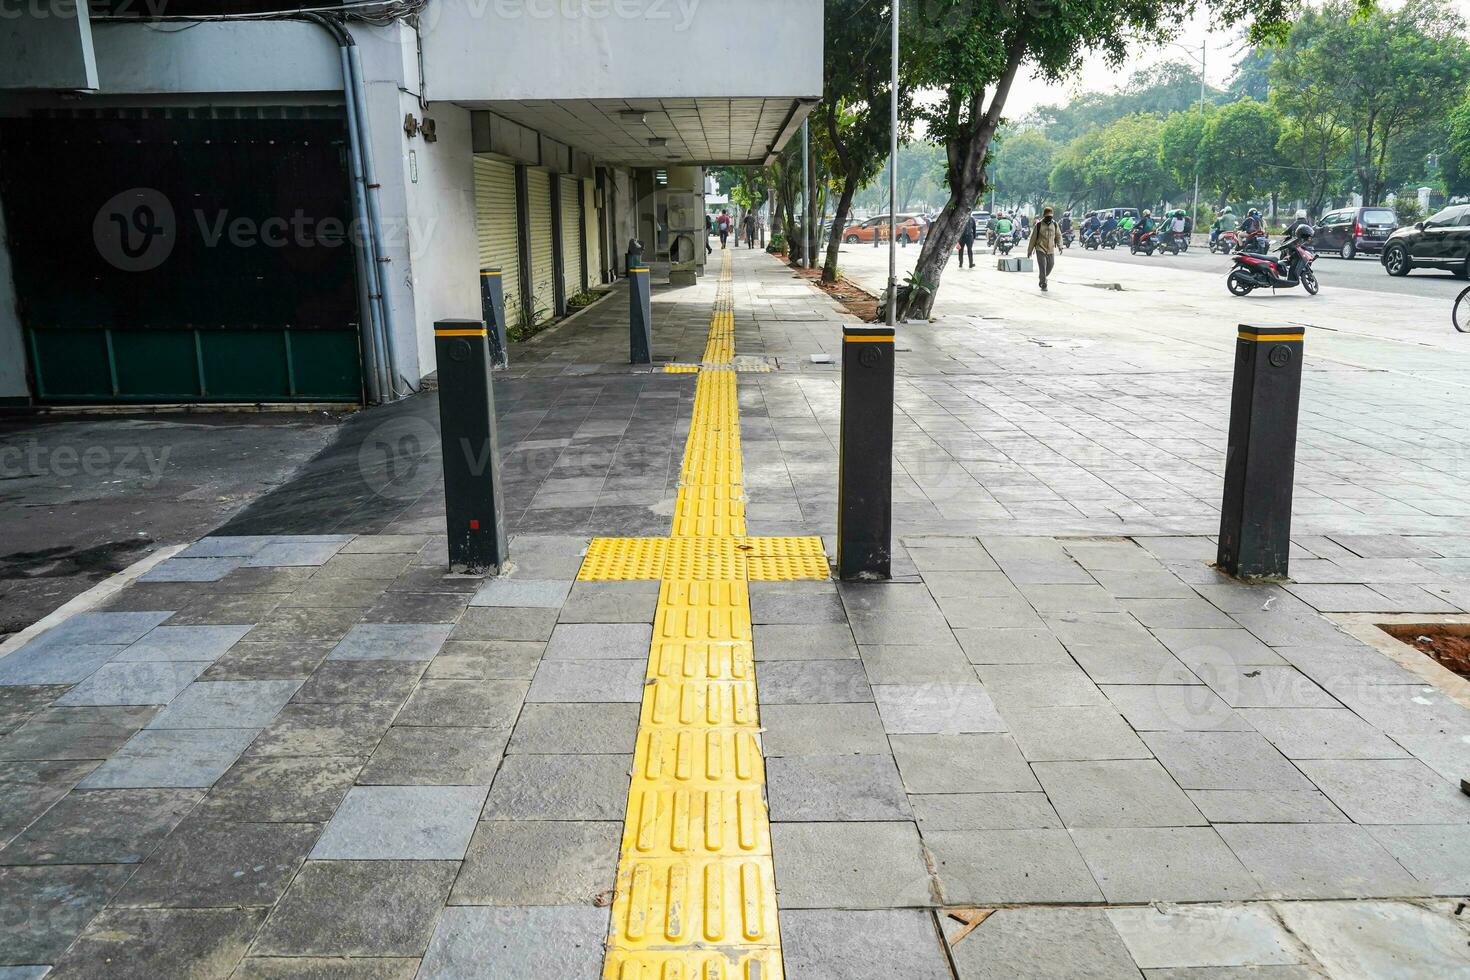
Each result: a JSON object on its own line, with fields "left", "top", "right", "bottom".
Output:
{"left": 0, "top": 168, "right": 28, "bottom": 404}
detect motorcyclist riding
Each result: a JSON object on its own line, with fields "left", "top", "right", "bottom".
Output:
{"left": 1239, "top": 208, "right": 1266, "bottom": 251}
{"left": 1210, "top": 206, "right": 1237, "bottom": 248}
{"left": 1132, "top": 209, "right": 1155, "bottom": 249}
{"left": 991, "top": 211, "right": 1015, "bottom": 252}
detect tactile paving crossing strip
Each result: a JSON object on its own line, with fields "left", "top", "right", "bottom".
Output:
{"left": 594, "top": 249, "right": 821, "bottom": 978}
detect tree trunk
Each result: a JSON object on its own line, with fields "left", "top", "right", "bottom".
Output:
{"left": 823, "top": 174, "right": 858, "bottom": 283}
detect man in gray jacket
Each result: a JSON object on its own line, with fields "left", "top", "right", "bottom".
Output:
{"left": 1027, "top": 206, "right": 1063, "bottom": 291}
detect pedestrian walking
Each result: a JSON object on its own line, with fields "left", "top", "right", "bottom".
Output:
{"left": 704, "top": 213, "right": 713, "bottom": 255}
{"left": 742, "top": 209, "right": 756, "bottom": 249}
{"left": 717, "top": 209, "right": 731, "bottom": 249}
{"left": 955, "top": 211, "right": 977, "bottom": 267}
{"left": 1027, "top": 206, "right": 1062, "bottom": 292}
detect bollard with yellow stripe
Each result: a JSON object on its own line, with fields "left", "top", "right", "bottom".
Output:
{"left": 628, "top": 242, "right": 653, "bottom": 364}
{"left": 433, "top": 318, "right": 508, "bottom": 572}
{"left": 837, "top": 325, "right": 896, "bottom": 580}
{"left": 478, "top": 266, "right": 509, "bottom": 368}
{"left": 1217, "top": 323, "right": 1306, "bottom": 579}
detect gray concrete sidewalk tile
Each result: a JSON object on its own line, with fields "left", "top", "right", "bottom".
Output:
{"left": 79, "top": 728, "right": 257, "bottom": 789}
{"left": 506, "top": 702, "right": 638, "bottom": 755}
{"left": 977, "top": 663, "right": 1106, "bottom": 707}
{"left": 0, "top": 760, "right": 98, "bottom": 845}
{"left": 1020, "top": 583, "right": 1123, "bottom": 614}
{"left": 210, "top": 566, "right": 316, "bottom": 594}
{"left": 178, "top": 536, "right": 274, "bottom": 559}
{"left": 0, "top": 967, "right": 52, "bottom": 980}
{"left": 1105, "top": 905, "right": 1306, "bottom": 970}
{"left": 201, "top": 640, "right": 332, "bottom": 682}
{"left": 873, "top": 683, "right": 1004, "bottom": 734}
{"left": 1273, "top": 900, "right": 1470, "bottom": 977}
{"left": 245, "top": 702, "right": 398, "bottom": 758}
{"left": 780, "top": 908, "right": 951, "bottom": 980}
{"left": 395, "top": 679, "right": 527, "bottom": 729}
{"left": 1187, "top": 789, "right": 1349, "bottom": 824}
{"left": 113, "top": 818, "right": 319, "bottom": 908}
{"left": 557, "top": 581, "right": 660, "bottom": 624}
{"left": 311, "top": 785, "right": 488, "bottom": 860}
{"left": 452, "top": 606, "right": 558, "bottom": 642}
{"left": 0, "top": 706, "right": 155, "bottom": 762}
{"left": 0, "top": 643, "right": 124, "bottom": 686}
{"left": 359, "top": 592, "right": 468, "bottom": 625}
{"left": 891, "top": 733, "right": 1039, "bottom": 793}
{"left": 327, "top": 624, "right": 454, "bottom": 663}
{"left": 767, "top": 754, "right": 912, "bottom": 821}
{"left": 1239, "top": 708, "right": 1409, "bottom": 760}
{"left": 948, "top": 907, "right": 1140, "bottom": 980}
{"left": 244, "top": 541, "right": 345, "bottom": 567}
{"left": 252, "top": 860, "right": 457, "bottom": 957}
{"left": 112, "top": 625, "right": 253, "bottom": 663}
{"left": 469, "top": 578, "right": 571, "bottom": 608}
{"left": 278, "top": 578, "right": 388, "bottom": 609}
{"left": 1368, "top": 825, "right": 1470, "bottom": 892}
{"left": 544, "top": 623, "right": 652, "bottom": 661}
{"left": 1154, "top": 628, "right": 1287, "bottom": 668}
{"left": 1295, "top": 758, "right": 1470, "bottom": 824}
{"left": 753, "top": 624, "right": 858, "bottom": 661}
{"left": 426, "top": 640, "right": 542, "bottom": 681}
{"left": 1332, "top": 683, "right": 1470, "bottom": 736}
{"left": 955, "top": 627, "right": 1071, "bottom": 665}
{"left": 911, "top": 792, "right": 1061, "bottom": 830}
{"left": 292, "top": 662, "right": 426, "bottom": 704}
{"left": 1217, "top": 823, "right": 1420, "bottom": 898}
{"left": 750, "top": 590, "right": 846, "bottom": 625}
{"left": 756, "top": 659, "right": 872, "bottom": 704}
{"left": 1002, "top": 705, "right": 1151, "bottom": 762}
{"left": 1066, "top": 644, "right": 1200, "bottom": 685}
{"left": 166, "top": 593, "right": 282, "bottom": 626}
{"left": 43, "top": 906, "right": 265, "bottom": 980}
{"left": 1090, "top": 568, "right": 1197, "bottom": 598}
{"left": 141, "top": 558, "right": 245, "bottom": 583}
{"left": 0, "top": 686, "right": 70, "bottom": 734}
{"left": 246, "top": 607, "right": 363, "bottom": 646}
{"left": 1033, "top": 760, "right": 1207, "bottom": 828}
{"left": 1072, "top": 827, "right": 1260, "bottom": 902}
{"left": 928, "top": 828, "right": 1103, "bottom": 905}
{"left": 858, "top": 644, "right": 975, "bottom": 684}
{"left": 1230, "top": 610, "right": 1353, "bottom": 649}
{"left": 0, "top": 786, "right": 200, "bottom": 865}
{"left": 769, "top": 821, "right": 934, "bottom": 908}
{"left": 231, "top": 957, "right": 419, "bottom": 980}
{"left": 416, "top": 906, "right": 607, "bottom": 980}
{"left": 357, "top": 727, "right": 508, "bottom": 785}
{"left": 848, "top": 609, "right": 958, "bottom": 645}
{"left": 1274, "top": 645, "right": 1422, "bottom": 689}
{"left": 31, "top": 611, "right": 175, "bottom": 648}
{"left": 340, "top": 534, "right": 431, "bottom": 555}
{"left": 1103, "top": 685, "right": 1254, "bottom": 732}
{"left": 0, "top": 863, "right": 134, "bottom": 965}
{"left": 526, "top": 659, "right": 644, "bottom": 703}
{"left": 908, "top": 546, "right": 997, "bottom": 572}
{"left": 200, "top": 756, "right": 360, "bottom": 823}
{"left": 1124, "top": 598, "right": 1237, "bottom": 629}
{"left": 54, "top": 661, "right": 207, "bottom": 707}
{"left": 1142, "top": 732, "right": 1314, "bottom": 792}
{"left": 450, "top": 821, "right": 619, "bottom": 906}
{"left": 146, "top": 680, "right": 300, "bottom": 729}
{"left": 936, "top": 595, "right": 1043, "bottom": 630}
{"left": 482, "top": 754, "right": 631, "bottom": 821}
{"left": 920, "top": 570, "right": 1020, "bottom": 599}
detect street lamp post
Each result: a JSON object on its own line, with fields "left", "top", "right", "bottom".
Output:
{"left": 1168, "top": 38, "right": 1207, "bottom": 226}
{"left": 887, "top": 0, "right": 899, "bottom": 326}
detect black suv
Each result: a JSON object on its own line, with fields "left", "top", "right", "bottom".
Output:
{"left": 1316, "top": 206, "right": 1398, "bottom": 259}
{"left": 1381, "top": 204, "right": 1470, "bottom": 277}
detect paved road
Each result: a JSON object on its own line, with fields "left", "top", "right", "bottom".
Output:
{"left": 1041, "top": 239, "right": 1469, "bottom": 300}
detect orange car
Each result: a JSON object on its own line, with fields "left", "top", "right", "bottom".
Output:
{"left": 842, "top": 214, "right": 926, "bottom": 244}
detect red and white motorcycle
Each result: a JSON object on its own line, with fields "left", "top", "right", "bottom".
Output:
{"left": 1226, "top": 226, "right": 1319, "bottom": 296}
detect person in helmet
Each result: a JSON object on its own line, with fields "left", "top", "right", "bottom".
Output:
{"left": 1133, "top": 208, "right": 1155, "bottom": 248}
{"left": 1239, "top": 208, "right": 1266, "bottom": 251}
{"left": 1210, "top": 206, "right": 1237, "bottom": 247}
{"left": 1281, "top": 222, "right": 1315, "bottom": 281}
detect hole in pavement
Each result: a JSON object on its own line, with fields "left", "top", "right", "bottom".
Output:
{"left": 1084, "top": 282, "right": 1124, "bottom": 291}
{"left": 1379, "top": 623, "right": 1470, "bottom": 680}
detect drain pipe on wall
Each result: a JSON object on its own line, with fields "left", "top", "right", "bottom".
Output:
{"left": 301, "top": 13, "right": 398, "bottom": 403}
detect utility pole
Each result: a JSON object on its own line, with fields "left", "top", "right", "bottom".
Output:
{"left": 887, "top": 0, "right": 899, "bottom": 325}
{"left": 801, "top": 119, "right": 811, "bottom": 268}
{"left": 1193, "top": 37, "right": 1204, "bottom": 229}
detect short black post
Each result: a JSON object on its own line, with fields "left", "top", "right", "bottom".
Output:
{"left": 479, "top": 268, "right": 509, "bottom": 369}
{"left": 1217, "top": 324, "right": 1306, "bottom": 578}
{"left": 627, "top": 239, "right": 652, "bottom": 364}
{"left": 434, "top": 318, "right": 508, "bottom": 573}
{"left": 837, "top": 325, "right": 895, "bottom": 580}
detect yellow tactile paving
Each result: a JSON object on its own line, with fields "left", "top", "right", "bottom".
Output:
{"left": 596, "top": 249, "right": 819, "bottom": 979}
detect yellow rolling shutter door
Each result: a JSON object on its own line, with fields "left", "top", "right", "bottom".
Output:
{"left": 583, "top": 177, "right": 602, "bottom": 285}
{"left": 527, "top": 169, "right": 556, "bottom": 324}
{"left": 560, "top": 174, "right": 584, "bottom": 299}
{"left": 473, "top": 158, "right": 521, "bottom": 327}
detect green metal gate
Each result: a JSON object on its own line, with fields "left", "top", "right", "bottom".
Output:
{"left": 0, "top": 116, "right": 363, "bottom": 403}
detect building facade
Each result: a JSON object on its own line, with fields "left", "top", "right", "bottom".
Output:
{"left": 0, "top": 1, "right": 821, "bottom": 405}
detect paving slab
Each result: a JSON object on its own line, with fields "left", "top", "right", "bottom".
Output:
{"left": 251, "top": 860, "right": 457, "bottom": 957}
{"left": 556, "top": 581, "right": 660, "bottom": 624}
{"left": 112, "top": 625, "right": 253, "bottom": 663}
{"left": 0, "top": 685, "right": 71, "bottom": 733}
{"left": 1238, "top": 708, "right": 1410, "bottom": 761}
{"left": 141, "top": 557, "right": 245, "bottom": 583}
{"left": 1142, "top": 732, "right": 1314, "bottom": 792}
{"left": 146, "top": 680, "right": 300, "bottom": 729}
{"left": 769, "top": 821, "right": 934, "bottom": 909}
{"left": 327, "top": 624, "right": 454, "bottom": 662}
{"left": 452, "top": 606, "right": 558, "bottom": 642}
{"left": 891, "top": 733, "right": 1039, "bottom": 793}
{"left": 291, "top": 662, "right": 426, "bottom": 704}
{"left": 311, "top": 785, "right": 487, "bottom": 860}
{"left": 450, "top": 820, "right": 619, "bottom": 905}
{"left": 525, "top": 659, "right": 644, "bottom": 703}
{"left": 482, "top": 753, "right": 631, "bottom": 821}
{"left": 470, "top": 579, "right": 571, "bottom": 608}
{"left": 753, "top": 624, "right": 858, "bottom": 661}
{"left": 0, "top": 705, "right": 155, "bottom": 762}
{"left": 780, "top": 908, "right": 951, "bottom": 980}
{"left": 0, "top": 643, "right": 124, "bottom": 686}
{"left": 955, "top": 627, "right": 1072, "bottom": 664}
{"left": 394, "top": 679, "right": 526, "bottom": 729}
{"left": 759, "top": 702, "right": 889, "bottom": 757}
{"left": 928, "top": 827, "right": 1104, "bottom": 905}
{"left": 1186, "top": 789, "right": 1348, "bottom": 824}
{"left": 230, "top": 957, "right": 419, "bottom": 980}
{"left": 1217, "top": 823, "right": 1421, "bottom": 898}
{"left": 0, "top": 786, "right": 200, "bottom": 865}
{"left": 425, "top": 640, "right": 542, "bottom": 681}
{"left": 1103, "top": 684, "right": 1253, "bottom": 732}
{"left": 1105, "top": 905, "right": 1306, "bottom": 970}
{"left": 1071, "top": 827, "right": 1260, "bottom": 902}
{"left": 1033, "top": 759, "right": 1206, "bottom": 828}
{"left": 1002, "top": 705, "right": 1151, "bottom": 762}
{"left": 767, "top": 754, "right": 912, "bottom": 821}
{"left": 910, "top": 792, "right": 1061, "bottom": 830}
{"left": 1294, "top": 758, "right": 1470, "bottom": 824}
{"left": 44, "top": 907, "right": 266, "bottom": 980}
{"left": 0, "top": 760, "right": 97, "bottom": 845}
{"left": 948, "top": 907, "right": 1140, "bottom": 980}
{"left": 357, "top": 727, "right": 507, "bottom": 785}
{"left": 506, "top": 702, "right": 638, "bottom": 755}
{"left": 200, "top": 755, "right": 361, "bottom": 823}
{"left": 872, "top": 683, "right": 1004, "bottom": 733}
{"left": 113, "top": 818, "right": 319, "bottom": 908}
{"left": 246, "top": 702, "right": 398, "bottom": 758}
{"left": 0, "top": 863, "right": 134, "bottom": 965}
{"left": 359, "top": 592, "right": 467, "bottom": 625}
{"left": 857, "top": 643, "right": 976, "bottom": 684}
{"left": 55, "top": 661, "right": 208, "bottom": 707}
{"left": 755, "top": 660, "right": 872, "bottom": 704}
{"left": 1368, "top": 824, "right": 1470, "bottom": 893}
{"left": 977, "top": 663, "right": 1107, "bottom": 707}
{"left": 79, "top": 728, "right": 257, "bottom": 789}
{"left": 544, "top": 623, "right": 651, "bottom": 660}
{"left": 1273, "top": 900, "right": 1470, "bottom": 978}
{"left": 416, "top": 905, "right": 607, "bottom": 980}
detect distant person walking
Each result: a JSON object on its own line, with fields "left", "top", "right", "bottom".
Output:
{"left": 717, "top": 209, "right": 731, "bottom": 249}
{"left": 742, "top": 210, "right": 756, "bottom": 249}
{"left": 1027, "top": 206, "right": 1062, "bottom": 292}
{"left": 704, "top": 213, "right": 714, "bottom": 255}
{"left": 955, "top": 212, "right": 977, "bottom": 268}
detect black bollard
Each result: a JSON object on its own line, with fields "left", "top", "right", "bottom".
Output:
{"left": 434, "top": 318, "right": 509, "bottom": 573}
{"left": 1217, "top": 324, "right": 1306, "bottom": 579}
{"left": 627, "top": 239, "right": 652, "bottom": 364}
{"left": 479, "top": 268, "right": 509, "bottom": 369}
{"left": 837, "top": 325, "right": 895, "bottom": 580}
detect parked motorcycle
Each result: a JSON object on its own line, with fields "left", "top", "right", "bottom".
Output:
{"left": 1226, "top": 229, "right": 1318, "bottom": 296}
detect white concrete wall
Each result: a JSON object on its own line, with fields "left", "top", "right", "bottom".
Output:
{"left": 88, "top": 21, "right": 340, "bottom": 95}
{"left": 423, "top": 0, "right": 822, "bottom": 101}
